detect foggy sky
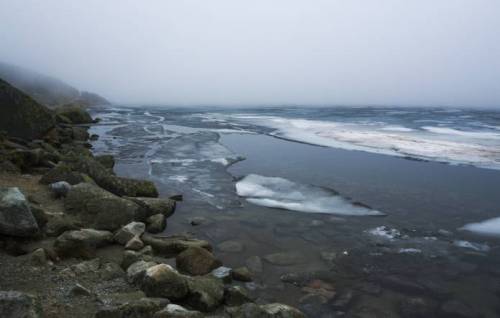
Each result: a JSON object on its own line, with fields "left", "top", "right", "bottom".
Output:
{"left": 1, "top": 0, "right": 499, "bottom": 107}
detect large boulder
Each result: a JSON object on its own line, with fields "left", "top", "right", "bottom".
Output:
{"left": 127, "top": 260, "right": 158, "bottom": 285}
{"left": 55, "top": 105, "right": 93, "bottom": 124}
{"left": 64, "top": 183, "right": 142, "bottom": 231}
{"left": 145, "top": 214, "right": 166, "bottom": 234}
{"left": 176, "top": 246, "right": 222, "bottom": 276}
{"left": 67, "top": 156, "right": 158, "bottom": 198}
{"left": 142, "top": 234, "right": 212, "bottom": 257}
{"left": 140, "top": 264, "right": 189, "bottom": 300}
{"left": 0, "top": 78, "right": 55, "bottom": 140}
{"left": 54, "top": 228, "right": 113, "bottom": 258}
{"left": 0, "top": 187, "right": 39, "bottom": 237}
{"left": 0, "top": 291, "right": 43, "bottom": 318}
{"left": 186, "top": 276, "right": 224, "bottom": 312}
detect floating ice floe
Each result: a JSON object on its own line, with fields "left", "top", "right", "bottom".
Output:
{"left": 453, "top": 240, "right": 490, "bottom": 252}
{"left": 460, "top": 217, "right": 500, "bottom": 237}
{"left": 367, "top": 226, "right": 401, "bottom": 240}
{"left": 398, "top": 248, "right": 422, "bottom": 254}
{"left": 235, "top": 174, "right": 384, "bottom": 216}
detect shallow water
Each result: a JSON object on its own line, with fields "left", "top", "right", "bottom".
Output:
{"left": 90, "top": 106, "right": 500, "bottom": 317}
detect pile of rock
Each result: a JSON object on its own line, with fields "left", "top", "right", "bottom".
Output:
{"left": 0, "top": 77, "right": 305, "bottom": 317}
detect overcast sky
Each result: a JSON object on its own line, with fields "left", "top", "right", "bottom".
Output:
{"left": 1, "top": 1, "right": 499, "bottom": 107}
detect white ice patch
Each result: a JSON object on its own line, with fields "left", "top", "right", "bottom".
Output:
{"left": 460, "top": 217, "right": 500, "bottom": 237}
{"left": 218, "top": 114, "right": 500, "bottom": 170}
{"left": 398, "top": 248, "right": 422, "bottom": 254}
{"left": 235, "top": 174, "right": 383, "bottom": 216}
{"left": 453, "top": 240, "right": 490, "bottom": 252}
{"left": 168, "top": 175, "right": 188, "bottom": 183}
{"left": 368, "top": 226, "right": 401, "bottom": 240}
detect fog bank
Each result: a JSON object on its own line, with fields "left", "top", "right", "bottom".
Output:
{"left": 1, "top": 0, "right": 499, "bottom": 107}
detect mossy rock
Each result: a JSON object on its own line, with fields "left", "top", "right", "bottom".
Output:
{"left": 0, "top": 78, "right": 55, "bottom": 140}
{"left": 55, "top": 105, "right": 93, "bottom": 124}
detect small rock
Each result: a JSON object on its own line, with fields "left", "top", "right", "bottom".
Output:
{"left": 211, "top": 266, "right": 233, "bottom": 284}
{"left": 127, "top": 260, "right": 158, "bottom": 285}
{"left": 114, "top": 222, "right": 146, "bottom": 245}
{"left": 140, "top": 264, "right": 189, "bottom": 300}
{"left": 100, "top": 262, "right": 125, "bottom": 280}
{"left": 125, "top": 235, "right": 144, "bottom": 251}
{"left": 146, "top": 213, "right": 166, "bottom": 234}
{"left": 70, "top": 283, "right": 92, "bottom": 297}
{"left": 264, "top": 252, "right": 306, "bottom": 266}
{"left": 246, "top": 256, "right": 263, "bottom": 273}
{"left": 142, "top": 234, "right": 212, "bottom": 256}
{"left": 71, "top": 258, "right": 101, "bottom": 274}
{"left": 224, "top": 286, "right": 253, "bottom": 306}
{"left": 0, "top": 291, "right": 42, "bottom": 318}
{"left": 189, "top": 216, "right": 207, "bottom": 226}
{"left": 48, "top": 181, "right": 71, "bottom": 198}
{"left": 154, "top": 304, "right": 202, "bottom": 318}
{"left": 232, "top": 267, "right": 253, "bottom": 282}
{"left": 186, "top": 276, "right": 225, "bottom": 312}
{"left": 217, "top": 240, "right": 244, "bottom": 253}
{"left": 30, "top": 248, "right": 47, "bottom": 266}
{"left": 176, "top": 246, "right": 222, "bottom": 275}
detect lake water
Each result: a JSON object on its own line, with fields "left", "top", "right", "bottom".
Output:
{"left": 90, "top": 106, "right": 500, "bottom": 317}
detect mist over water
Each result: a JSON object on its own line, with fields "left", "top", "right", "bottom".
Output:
{"left": 1, "top": 0, "right": 500, "bottom": 107}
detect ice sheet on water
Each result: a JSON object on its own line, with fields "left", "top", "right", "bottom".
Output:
{"left": 235, "top": 174, "right": 384, "bottom": 216}
{"left": 460, "top": 217, "right": 500, "bottom": 237}
{"left": 453, "top": 240, "right": 490, "bottom": 252}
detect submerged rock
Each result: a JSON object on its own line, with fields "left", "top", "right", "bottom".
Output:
{"left": 246, "top": 256, "right": 263, "bottom": 273}
{"left": 176, "top": 246, "right": 222, "bottom": 276}
{"left": 0, "top": 290, "right": 43, "bottom": 318}
{"left": 64, "top": 183, "right": 141, "bottom": 231}
{"left": 232, "top": 267, "right": 253, "bottom": 282}
{"left": 0, "top": 187, "right": 39, "bottom": 237}
{"left": 264, "top": 252, "right": 306, "bottom": 266}
{"left": 217, "top": 240, "right": 244, "bottom": 253}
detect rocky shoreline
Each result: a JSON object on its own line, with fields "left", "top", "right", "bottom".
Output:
{"left": 0, "top": 79, "right": 305, "bottom": 317}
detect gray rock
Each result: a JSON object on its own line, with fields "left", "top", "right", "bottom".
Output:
{"left": 48, "top": 181, "right": 71, "bottom": 198}
{"left": 54, "top": 229, "right": 113, "bottom": 258}
{"left": 30, "top": 248, "right": 47, "bottom": 266}
{"left": 227, "top": 303, "right": 305, "bottom": 318}
{"left": 246, "top": 256, "right": 263, "bottom": 273}
{"left": 154, "top": 304, "right": 203, "bottom": 318}
{"left": 186, "top": 276, "right": 225, "bottom": 312}
{"left": 95, "top": 155, "right": 115, "bottom": 170}
{"left": 95, "top": 297, "right": 169, "bottom": 318}
{"left": 146, "top": 213, "right": 166, "bottom": 234}
{"left": 128, "top": 197, "right": 176, "bottom": 218}
{"left": 211, "top": 266, "right": 233, "bottom": 284}
{"left": 0, "top": 290, "right": 43, "bottom": 318}
{"left": 114, "top": 222, "right": 146, "bottom": 245}
{"left": 121, "top": 249, "right": 153, "bottom": 270}
{"left": 127, "top": 260, "right": 158, "bottom": 285}
{"left": 232, "top": 267, "right": 252, "bottom": 282}
{"left": 140, "top": 264, "right": 189, "bottom": 300}
{"left": 100, "top": 262, "right": 125, "bottom": 280}
{"left": 125, "top": 235, "right": 144, "bottom": 251}
{"left": 264, "top": 252, "right": 306, "bottom": 266}
{"left": 64, "top": 183, "right": 142, "bottom": 231}
{"left": 0, "top": 187, "right": 39, "bottom": 237}
{"left": 71, "top": 258, "right": 101, "bottom": 274}
{"left": 217, "top": 240, "right": 244, "bottom": 253}
{"left": 261, "top": 303, "right": 306, "bottom": 318}
{"left": 176, "top": 246, "right": 222, "bottom": 276}
{"left": 70, "top": 283, "right": 92, "bottom": 297}
{"left": 142, "top": 233, "right": 212, "bottom": 257}
{"left": 224, "top": 286, "right": 253, "bottom": 306}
